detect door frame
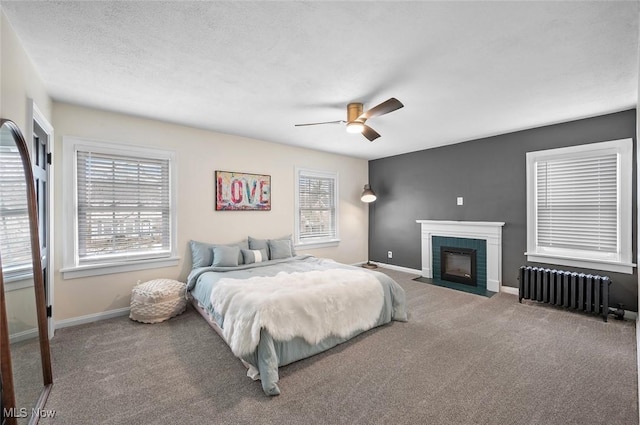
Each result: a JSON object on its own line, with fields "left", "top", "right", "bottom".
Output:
{"left": 27, "top": 99, "right": 55, "bottom": 339}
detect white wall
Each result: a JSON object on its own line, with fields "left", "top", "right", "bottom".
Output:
{"left": 1, "top": 9, "right": 52, "bottom": 335}
{"left": 0, "top": 10, "right": 51, "bottom": 129}
{"left": 52, "top": 102, "right": 370, "bottom": 321}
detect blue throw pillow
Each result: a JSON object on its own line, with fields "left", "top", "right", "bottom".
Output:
{"left": 249, "top": 235, "right": 296, "bottom": 259}
{"left": 268, "top": 239, "right": 293, "bottom": 260}
{"left": 190, "top": 239, "right": 248, "bottom": 268}
{"left": 248, "top": 236, "right": 268, "bottom": 251}
{"left": 212, "top": 245, "right": 240, "bottom": 267}
{"left": 189, "top": 240, "right": 215, "bottom": 268}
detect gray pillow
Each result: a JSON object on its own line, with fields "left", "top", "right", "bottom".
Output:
{"left": 268, "top": 239, "right": 293, "bottom": 260}
{"left": 248, "top": 236, "right": 269, "bottom": 253}
{"left": 242, "top": 248, "right": 268, "bottom": 264}
{"left": 220, "top": 241, "right": 247, "bottom": 265}
{"left": 190, "top": 239, "right": 248, "bottom": 269}
{"left": 277, "top": 234, "right": 297, "bottom": 256}
{"left": 249, "top": 235, "right": 296, "bottom": 259}
{"left": 212, "top": 245, "right": 240, "bottom": 267}
{"left": 189, "top": 240, "right": 215, "bottom": 268}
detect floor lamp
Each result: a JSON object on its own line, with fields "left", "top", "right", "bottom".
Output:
{"left": 361, "top": 184, "right": 378, "bottom": 269}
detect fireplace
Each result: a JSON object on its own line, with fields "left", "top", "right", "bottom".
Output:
{"left": 417, "top": 220, "right": 505, "bottom": 293}
{"left": 440, "top": 246, "right": 477, "bottom": 287}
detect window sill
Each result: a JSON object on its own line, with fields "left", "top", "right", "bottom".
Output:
{"left": 61, "top": 256, "right": 180, "bottom": 279}
{"left": 525, "top": 252, "right": 636, "bottom": 275}
{"left": 295, "top": 239, "right": 340, "bottom": 250}
{"left": 4, "top": 276, "right": 35, "bottom": 292}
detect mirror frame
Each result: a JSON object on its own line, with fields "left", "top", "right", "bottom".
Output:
{"left": 0, "top": 118, "right": 52, "bottom": 425}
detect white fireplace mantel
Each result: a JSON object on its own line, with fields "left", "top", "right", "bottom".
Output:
{"left": 416, "top": 220, "right": 505, "bottom": 292}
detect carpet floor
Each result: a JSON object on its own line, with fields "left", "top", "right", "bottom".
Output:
{"left": 39, "top": 268, "right": 637, "bottom": 425}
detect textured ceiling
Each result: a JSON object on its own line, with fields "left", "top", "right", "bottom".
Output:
{"left": 2, "top": 1, "right": 638, "bottom": 160}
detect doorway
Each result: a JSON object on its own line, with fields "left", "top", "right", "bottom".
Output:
{"left": 29, "top": 101, "right": 54, "bottom": 338}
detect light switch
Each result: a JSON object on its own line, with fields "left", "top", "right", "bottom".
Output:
{"left": 457, "top": 197, "right": 463, "bottom": 206}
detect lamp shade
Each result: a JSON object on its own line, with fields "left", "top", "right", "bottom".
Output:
{"left": 361, "top": 184, "right": 377, "bottom": 203}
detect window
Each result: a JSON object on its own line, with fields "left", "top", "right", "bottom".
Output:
{"left": 295, "top": 168, "right": 339, "bottom": 248}
{"left": 0, "top": 143, "right": 32, "bottom": 282}
{"left": 62, "top": 138, "right": 178, "bottom": 278}
{"left": 526, "top": 138, "right": 634, "bottom": 274}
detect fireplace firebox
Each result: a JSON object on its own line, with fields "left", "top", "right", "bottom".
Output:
{"left": 440, "top": 246, "right": 477, "bottom": 287}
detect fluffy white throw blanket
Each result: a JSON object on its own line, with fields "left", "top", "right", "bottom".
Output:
{"left": 210, "top": 269, "right": 385, "bottom": 357}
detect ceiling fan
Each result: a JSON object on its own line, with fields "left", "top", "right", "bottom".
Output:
{"left": 295, "top": 98, "right": 404, "bottom": 141}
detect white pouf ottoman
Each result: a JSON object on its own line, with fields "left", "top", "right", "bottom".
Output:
{"left": 129, "top": 279, "right": 187, "bottom": 324}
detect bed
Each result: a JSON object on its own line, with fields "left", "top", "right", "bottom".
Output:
{"left": 186, "top": 240, "right": 407, "bottom": 396}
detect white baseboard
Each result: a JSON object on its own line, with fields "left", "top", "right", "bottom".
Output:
{"left": 10, "top": 328, "right": 38, "bottom": 344}
{"left": 55, "top": 306, "right": 130, "bottom": 329}
{"left": 371, "top": 263, "right": 523, "bottom": 293}
{"left": 500, "top": 286, "right": 519, "bottom": 296}
{"left": 371, "top": 262, "right": 422, "bottom": 275}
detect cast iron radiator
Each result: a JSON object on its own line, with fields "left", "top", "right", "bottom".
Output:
{"left": 518, "top": 266, "right": 611, "bottom": 322}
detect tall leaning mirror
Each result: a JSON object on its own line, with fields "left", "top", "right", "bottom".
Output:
{"left": 0, "top": 118, "right": 52, "bottom": 425}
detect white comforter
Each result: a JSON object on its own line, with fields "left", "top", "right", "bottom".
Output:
{"left": 210, "top": 269, "right": 385, "bottom": 357}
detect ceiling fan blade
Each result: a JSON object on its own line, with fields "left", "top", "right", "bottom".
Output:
{"left": 358, "top": 98, "right": 404, "bottom": 121}
{"left": 362, "top": 125, "right": 380, "bottom": 142}
{"left": 294, "top": 120, "right": 345, "bottom": 127}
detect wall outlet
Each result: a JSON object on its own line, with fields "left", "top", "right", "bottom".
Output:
{"left": 457, "top": 196, "right": 464, "bottom": 206}
{"left": 388, "top": 251, "right": 393, "bottom": 259}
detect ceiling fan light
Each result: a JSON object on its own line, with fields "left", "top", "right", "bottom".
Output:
{"left": 346, "top": 121, "right": 364, "bottom": 134}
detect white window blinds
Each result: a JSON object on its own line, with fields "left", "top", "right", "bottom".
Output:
{"left": 536, "top": 154, "right": 617, "bottom": 254}
{"left": 297, "top": 171, "right": 337, "bottom": 241}
{"left": 526, "top": 138, "right": 634, "bottom": 274}
{"left": 76, "top": 150, "right": 171, "bottom": 264}
{"left": 0, "top": 145, "right": 32, "bottom": 278}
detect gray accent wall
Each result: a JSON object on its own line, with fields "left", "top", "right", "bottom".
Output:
{"left": 369, "top": 110, "right": 637, "bottom": 311}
